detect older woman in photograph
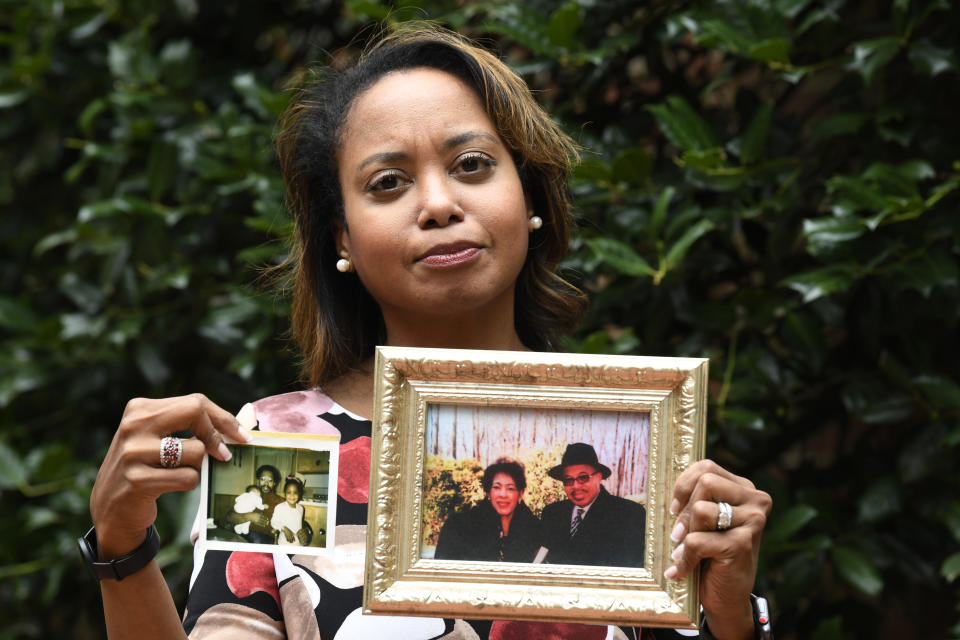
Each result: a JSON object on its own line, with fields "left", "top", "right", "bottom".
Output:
{"left": 435, "top": 457, "right": 541, "bottom": 563}
{"left": 86, "top": 23, "right": 771, "bottom": 640}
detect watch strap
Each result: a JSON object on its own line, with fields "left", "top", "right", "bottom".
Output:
{"left": 77, "top": 524, "right": 160, "bottom": 581}
{"left": 699, "top": 594, "right": 773, "bottom": 640}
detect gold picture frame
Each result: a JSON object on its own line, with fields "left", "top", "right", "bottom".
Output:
{"left": 363, "top": 347, "right": 707, "bottom": 630}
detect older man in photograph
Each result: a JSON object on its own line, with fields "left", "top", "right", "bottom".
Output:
{"left": 540, "top": 443, "right": 646, "bottom": 567}
{"left": 225, "top": 464, "right": 285, "bottom": 544}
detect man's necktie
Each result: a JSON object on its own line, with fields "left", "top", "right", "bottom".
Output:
{"left": 570, "top": 507, "right": 584, "bottom": 537}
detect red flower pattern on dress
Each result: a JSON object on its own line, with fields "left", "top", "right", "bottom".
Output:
{"left": 225, "top": 552, "right": 280, "bottom": 607}
{"left": 338, "top": 436, "right": 371, "bottom": 503}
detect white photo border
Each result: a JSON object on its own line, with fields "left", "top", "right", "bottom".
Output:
{"left": 199, "top": 431, "right": 340, "bottom": 556}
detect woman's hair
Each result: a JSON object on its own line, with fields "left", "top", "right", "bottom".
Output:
{"left": 482, "top": 457, "right": 527, "bottom": 494}
{"left": 283, "top": 476, "right": 304, "bottom": 498}
{"left": 277, "top": 22, "right": 587, "bottom": 386}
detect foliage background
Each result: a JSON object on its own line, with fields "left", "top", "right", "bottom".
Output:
{"left": 2, "top": 0, "right": 959, "bottom": 638}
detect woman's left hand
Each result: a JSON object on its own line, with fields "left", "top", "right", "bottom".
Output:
{"left": 665, "top": 459, "right": 772, "bottom": 640}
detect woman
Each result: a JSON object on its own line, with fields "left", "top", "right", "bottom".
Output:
{"left": 434, "top": 458, "right": 540, "bottom": 563}
{"left": 87, "top": 24, "right": 771, "bottom": 640}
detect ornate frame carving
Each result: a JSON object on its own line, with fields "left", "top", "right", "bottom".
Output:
{"left": 363, "top": 347, "right": 707, "bottom": 629}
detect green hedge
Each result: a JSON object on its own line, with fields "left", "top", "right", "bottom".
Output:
{"left": 1, "top": 0, "right": 958, "bottom": 637}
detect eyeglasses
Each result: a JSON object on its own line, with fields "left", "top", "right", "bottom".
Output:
{"left": 258, "top": 476, "right": 276, "bottom": 483}
{"left": 561, "top": 471, "right": 599, "bottom": 487}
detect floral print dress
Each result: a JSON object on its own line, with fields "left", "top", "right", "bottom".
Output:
{"left": 181, "top": 390, "right": 699, "bottom": 640}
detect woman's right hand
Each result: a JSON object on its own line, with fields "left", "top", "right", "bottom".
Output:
{"left": 90, "top": 394, "right": 252, "bottom": 558}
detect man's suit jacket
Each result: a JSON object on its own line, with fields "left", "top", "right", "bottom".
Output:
{"left": 539, "top": 486, "right": 645, "bottom": 567}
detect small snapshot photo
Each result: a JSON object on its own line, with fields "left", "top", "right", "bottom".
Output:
{"left": 421, "top": 405, "right": 649, "bottom": 569}
{"left": 199, "top": 432, "right": 339, "bottom": 555}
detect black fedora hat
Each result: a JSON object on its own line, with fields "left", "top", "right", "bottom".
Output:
{"left": 547, "top": 443, "right": 612, "bottom": 480}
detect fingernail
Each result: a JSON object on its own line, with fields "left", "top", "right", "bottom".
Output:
{"left": 670, "top": 499, "right": 680, "bottom": 516}
{"left": 236, "top": 425, "right": 254, "bottom": 443}
{"left": 664, "top": 565, "right": 678, "bottom": 580}
{"left": 670, "top": 521, "right": 686, "bottom": 543}
{"left": 671, "top": 543, "right": 684, "bottom": 563}
{"left": 217, "top": 442, "right": 232, "bottom": 461}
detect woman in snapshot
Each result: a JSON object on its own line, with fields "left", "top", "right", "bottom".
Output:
{"left": 434, "top": 457, "right": 540, "bottom": 563}
{"left": 87, "top": 23, "right": 771, "bottom": 640}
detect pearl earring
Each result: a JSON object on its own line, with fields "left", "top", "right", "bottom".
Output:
{"left": 528, "top": 216, "right": 543, "bottom": 231}
{"left": 336, "top": 258, "right": 352, "bottom": 273}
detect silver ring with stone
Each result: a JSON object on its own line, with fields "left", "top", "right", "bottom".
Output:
{"left": 717, "top": 501, "right": 733, "bottom": 530}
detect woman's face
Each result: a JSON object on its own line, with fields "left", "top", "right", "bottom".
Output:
{"left": 284, "top": 483, "right": 300, "bottom": 506}
{"left": 489, "top": 471, "right": 523, "bottom": 518}
{"left": 336, "top": 67, "right": 532, "bottom": 338}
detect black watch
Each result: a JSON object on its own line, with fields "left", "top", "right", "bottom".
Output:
{"left": 77, "top": 524, "right": 161, "bottom": 581}
{"left": 699, "top": 594, "right": 773, "bottom": 640}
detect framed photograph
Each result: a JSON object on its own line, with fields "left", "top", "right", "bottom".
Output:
{"left": 363, "top": 347, "right": 708, "bottom": 629}
{"left": 199, "top": 431, "right": 339, "bottom": 556}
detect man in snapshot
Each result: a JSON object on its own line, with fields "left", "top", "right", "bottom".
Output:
{"left": 225, "top": 464, "right": 284, "bottom": 544}
{"left": 540, "top": 443, "right": 646, "bottom": 567}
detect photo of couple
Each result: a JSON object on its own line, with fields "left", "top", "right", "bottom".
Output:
{"left": 421, "top": 405, "right": 649, "bottom": 570}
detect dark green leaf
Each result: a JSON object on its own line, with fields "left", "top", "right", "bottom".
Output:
{"left": 585, "top": 237, "right": 655, "bottom": 277}
{"left": 748, "top": 37, "right": 790, "bottom": 63}
{"left": 808, "top": 112, "right": 869, "bottom": 142}
{"left": 857, "top": 477, "right": 901, "bottom": 522}
{"left": 781, "top": 264, "right": 857, "bottom": 303}
{"left": 810, "top": 616, "right": 852, "bottom": 640}
{"left": 547, "top": 3, "right": 581, "bottom": 48}
{"left": 146, "top": 140, "right": 177, "bottom": 200}
{"left": 0, "top": 441, "right": 28, "bottom": 489}
{"left": 848, "top": 37, "right": 900, "bottom": 85}
{"left": 664, "top": 219, "right": 715, "bottom": 268}
{"left": 69, "top": 11, "right": 109, "bottom": 41}
{"left": 942, "top": 552, "right": 960, "bottom": 583}
{"left": 344, "top": 0, "right": 392, "bottom": 20}
{"left": 0, "top": 298, "right": 39, "bottom": 332}
{"left": 483, "top": 5, "right": 554, "bottom": 57}
{"left": 740, "top": 102, "right": 773, "bottom": 164}
{"left": 573, "top": 158, "right": 612, "bottom": 182}
{"left": 697, "top": 18, "right": 753, "bottom": 52}
{"left": 611, "top": 148, "right": 653, "bottom": 186}
{"left": 826, "top": 176, "right": 890, "bottom": 213}
{"left": 913, "top": 375, "right": 960, "bottom": 410}
{"left": 647, "top": 95, "right": 719, "bottom": 151}
{"left": 909, "top": 39, "right": 956, "bottom": 76}
{"left": 782, "top": 311, "right": 825, "bottom": 371}
{"left": 892, "top": 248, "right": 959, "bottom": 296}
{"left": 719, "top": 407, "right": 766, "bottom": 431}
{"left": 857, "top": 395, "right": 916, "bottom": 425}
{"left": 766, "top": 505, "right": 818, "bottom": 542}
{"left": 0, "top": 90, "right": 29, "bottom": 109}
{"left": 897, "top": 424, "right": 949, "bottom": 483}
{"left": 861, "top": 162, "right": 920, "bottom": 198}
{"left": 680, "top": 147, "right": 727, "bottom": 171}
{"left": 802, "top": 217, "right": 867, "bottom": 253}
{"left": 649, "top": 186, "right": 675, "bottom": 241}
{"left": 944, "top": 502, "right": 960, "bottom": 542}
{"left": 895, "top": 159, "right": 936, "bottom": 182}
{"left": 831, "top": 546, "right": 884, "bottom": 596}
{"left": 135, "top": 344, "right": 171, "bottom": 386}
